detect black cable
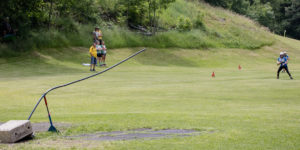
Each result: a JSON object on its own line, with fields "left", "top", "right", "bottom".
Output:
{"left": 28, "top": 48, "right": 146, "bottom": 120}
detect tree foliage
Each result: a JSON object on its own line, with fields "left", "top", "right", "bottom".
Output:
{"left": 1, "top": 0, "right": 299, "bottom": 40}
{"left": 204, "top": 0, "right": 300, "bottom": 39}
{"left": 0, "top": 0, "right": 98, "bottom": 35}
{"left": 0, "top": 0, "right": 45, "bottom": 34}
{"left": 283, "top": 0, "right": 300, "bottom": 39}
{"left": 0, "top": 0, "right": 176, "bottom": 38}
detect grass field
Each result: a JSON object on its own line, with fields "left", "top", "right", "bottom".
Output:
{"left": 0, "top": 35, "right": 299, "bottom": 149}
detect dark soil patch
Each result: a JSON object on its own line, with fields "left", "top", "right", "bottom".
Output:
{"left": 66, "top": 129, "right": 211, "bottom": 141}
{"left": 1, "top": 122, "right": 214, "bottom": 141}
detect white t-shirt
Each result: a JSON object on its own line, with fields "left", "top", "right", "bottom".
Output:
{"left": 96, "top": 45, "right": 102, "bottom": 50}
{"left": 102, "top": 45, "right": 107, "bottom": 51}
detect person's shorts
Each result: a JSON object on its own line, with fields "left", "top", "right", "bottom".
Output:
{"left": 3, "top": 34, "right": 16, "bottom": 42}
{"left": 90, "top": 56, "right": 97, "bottom": 64}
{"left": 97, "top": 50, "right": 106, "bottom": 57}
{"left": 97, "top": 50, "right": 102, "bottom": 57}
{"left": 101, "top": 50, "right": 106, "bottom": 55}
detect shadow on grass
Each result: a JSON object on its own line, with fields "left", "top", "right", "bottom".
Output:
{"left": 0, "top": 48, "right": 87, "bottom": 78}
{"left": 0, "top": 47, "right": 201, "bottom": 78}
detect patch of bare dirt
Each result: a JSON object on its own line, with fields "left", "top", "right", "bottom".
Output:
{"left": 66, "top": 128, "right": 212, "bottom": 141}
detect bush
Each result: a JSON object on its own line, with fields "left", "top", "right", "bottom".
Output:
{"left": 54, "top": 17, "right": 79, "bottom": 33}
{"left": 177, "top": 16, "right": 193, "bottom": 31}
{"left": 194, "top": 13, "right": 205, "bottom": 30}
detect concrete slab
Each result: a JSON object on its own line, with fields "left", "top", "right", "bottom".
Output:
{"left": 0, "top": 120, "right": 33, "bottom": 143}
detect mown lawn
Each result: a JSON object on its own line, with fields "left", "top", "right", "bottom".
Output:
{"left": 0, "top": 36, "right": 299, "bottom": 149}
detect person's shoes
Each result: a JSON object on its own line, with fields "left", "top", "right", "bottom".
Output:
{"left": 90, "top": 69, "right": 93, "bottom": 71}
{"left": 290, "top": 76, "right": 293, "bottom": 80}
{"left": 93, "top": 69, "right": 96, "bottom": 71}
{"left": 277, "top": 76, "right": 279, "bottom": 79}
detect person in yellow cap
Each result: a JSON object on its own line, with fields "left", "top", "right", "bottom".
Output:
{"left": 89, "top": 42, "right": 98, "bottom": 71}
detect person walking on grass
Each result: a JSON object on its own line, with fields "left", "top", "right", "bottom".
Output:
{"left": 96, "top": 41, "right": 102, "bottom": 66}
{"left": 277, "top": 52, "right": 293, "bottom": 80}
{"left": 89, "top": 42, "right": 98, "bottom": 71}
{"left": 100, "top": 41, "right": 107, "bottom": 67}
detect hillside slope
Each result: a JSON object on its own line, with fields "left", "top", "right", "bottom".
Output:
{"left": 101, "top": 0, "right": 275, "bottom": 49}
{"left": 0, "top": 0, "right": 278, "bottom": 57}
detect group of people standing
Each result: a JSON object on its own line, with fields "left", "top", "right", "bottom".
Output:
{"left": 87, "top": 28, "right": 294, "bottom": 79}
{"left": 277, "top": 51, "right": 293, "bottom": 80}
{"left": 89, "top": 27, "right": 107, "bottom": 71}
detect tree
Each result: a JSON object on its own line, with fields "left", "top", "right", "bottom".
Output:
{"left": 147, "top": 0, "right": 175, "bottom": 34}
{"left": 283, "top": 0, "right": 300, "bottom": 39}
{"left": 204, "top": 0, "right": 233, "bottom": 8}
{"left": 247, "top": 1, "right": 275, "bottom": 29}
{"left": 231, "top": 0, "right": 250, "bottom": 15}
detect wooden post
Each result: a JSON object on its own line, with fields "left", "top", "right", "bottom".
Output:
{"left": 48, "top": 0, "right": 53, "bottom": 30}
{"left": 127, "top": 0, "right": 129, "bottom": 27}
{"left": 153, "top": 1, "right": 156, "bottom": 35}
{"left": 148, "top": 0, "right": 152, "bottom": 33}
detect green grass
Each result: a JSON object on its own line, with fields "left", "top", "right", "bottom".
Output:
{"left": 0, "top": 35, "right": 299, "bottom": 149}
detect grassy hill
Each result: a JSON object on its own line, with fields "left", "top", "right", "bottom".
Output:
{"left": 0, "top": 0, "right": 275, "bottom": 57}
{"left": 0, "top": 0, "right": 300, "bottom": 150}
{"left": 101, "top": 0, "right": 274, "bottom": 49}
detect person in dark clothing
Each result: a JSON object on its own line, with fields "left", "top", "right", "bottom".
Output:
{"left": 277, "top": 52, "right": 293, "bottom": 80}
{"left": 2, "top": 17, "right": 13, "bottom": 36}
{"left": 1, "top": 17, "right": 17, "bottom": 42}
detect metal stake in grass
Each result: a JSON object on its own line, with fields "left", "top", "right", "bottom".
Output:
{"left": 43, "top": 96, "right": 57, "bottom": 132}
{"left": 27, "top": 48, "right": 146, "bottom": 132}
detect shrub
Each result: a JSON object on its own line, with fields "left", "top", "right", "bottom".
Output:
{"left": 194, "top": 13, "right": 206, "bottom": 30}
{"left": 177, "top": 16, "right": 193, "bottom": 31}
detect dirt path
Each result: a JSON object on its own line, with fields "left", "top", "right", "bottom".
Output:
{"left": 66, "top": 128, "right": 212, "bottom": 141}
{"left": 1, "top": 122, "right": 213, "bottom": 141}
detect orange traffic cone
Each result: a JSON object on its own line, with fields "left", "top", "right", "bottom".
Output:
{"left": 212, "top": 72, "right": 215, "bottom": 78}
{"left": 238, "top": 65, "right": 242, "bottom": 70}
